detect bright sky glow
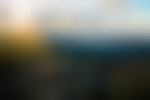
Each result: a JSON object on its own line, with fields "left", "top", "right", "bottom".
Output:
{"left": 6, "top": 0, "right": 150, "bottom": 32}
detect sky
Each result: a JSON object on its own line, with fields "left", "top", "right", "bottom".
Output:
{"left": 3, "top": 0, "right": 150, "bottom": 32}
